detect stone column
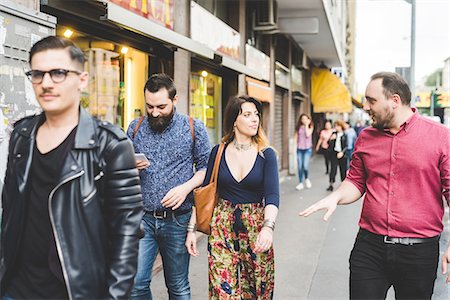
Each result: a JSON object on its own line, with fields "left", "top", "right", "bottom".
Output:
{"left": 173, "top": 0, "right": 191, "bottom": 115}
{"left": 237, "top": 0, "right": 246, "bottom": 95}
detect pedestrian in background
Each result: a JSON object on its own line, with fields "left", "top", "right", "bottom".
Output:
{"left": 326, "top": 120, "right": 347, "bottom": 191}
{"left": 315, "top": 119, "right": 333, "bottom": 174}
{"left": 354, "top": 120, "right": 366, "bottom": 136}
{"left": 300, "top": 72, "right": 450, "bottom": 299}
{"left": 0, "top": 36, "right": 143, "bottom": 299}
{"left": 187, "top": 96, "right": 279, "bottom": 299}
{"left": 344, "top": 121, "right": 357, "bottom": 169}
{"left": 294, "top": 113, "right": 313, "bottom": 190}
{"left": 127, "top": 74, "right": 210, "bottom": 299}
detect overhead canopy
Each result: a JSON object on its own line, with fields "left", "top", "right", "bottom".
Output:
{"left": 246, "top": 77, "right": 271, "bottom": 103}
{"left": 311, "top": 68, "right": 352, "bottom": 113}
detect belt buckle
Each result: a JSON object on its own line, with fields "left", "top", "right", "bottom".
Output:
{"left": 383, "top": 236, "right": 396, "bottom": 244}
{"left": 153, "top": 211, "right": 167, "bottom": 219}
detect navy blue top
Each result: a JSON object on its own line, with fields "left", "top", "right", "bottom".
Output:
{"left": 203, "top": 144, "right": 280, "bottom": 208}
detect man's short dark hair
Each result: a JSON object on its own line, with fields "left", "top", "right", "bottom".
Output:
{"left": 370, "top": 72, "right": 411, "bottom": 105}
{"left": 29, "top": 36, "right": 85, "bottom": 70}
{"left": 144, "top": 73, "right": 177, "bottom": 100}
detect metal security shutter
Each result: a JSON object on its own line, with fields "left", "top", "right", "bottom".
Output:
{"left": 274, "top": 89, "right": 284, "bottom": 169}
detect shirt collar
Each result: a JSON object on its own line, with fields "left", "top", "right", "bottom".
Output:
{"left": 382, "top": 107, "right": 418, "bottom": 134}
{"left": 402, "top": 108, "right": 418, "bottom": 132}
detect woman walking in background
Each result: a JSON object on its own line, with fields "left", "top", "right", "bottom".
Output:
{"left": 294, "top": 114, "right": 313, "bottom": 190}
{"left": 326, "top": 120, "right": 348, "bottom": 191}
{"left": 186, "top": 96, "right": 279, "bottom": 299}
{"left": 315, "top": 120, "right": 333, "bottom": 174}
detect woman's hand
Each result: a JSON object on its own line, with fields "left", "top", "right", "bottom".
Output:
{"left": 254, "top": 227, "right": 273, "bottom": 253}
{"left": 337, "top": 151, "right": 344, "bottom": 159}
{"left": 185, "top": 232, "right": 199, "bottom": 256}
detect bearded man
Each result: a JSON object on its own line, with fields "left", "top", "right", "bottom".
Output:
{"left": 300, "top": 72, "right": 450, "bottom": 299}
{"left": 126, "top": 73, "right": 210, "bottom": 299}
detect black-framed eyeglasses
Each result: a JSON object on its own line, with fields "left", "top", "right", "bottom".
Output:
{"left": 25, "top": 69, "right": 82, "bottom": 84}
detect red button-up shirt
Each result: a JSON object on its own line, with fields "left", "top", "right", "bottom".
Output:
{"left": 346, "top": 110, "right": 450, "bottom": 238}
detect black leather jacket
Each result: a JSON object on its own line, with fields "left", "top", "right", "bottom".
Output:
{"left": 328, "top": 131, "right": 348, "bottom": 155}
{"left": 0, "top": 108, "right": 143, "bottom": 299}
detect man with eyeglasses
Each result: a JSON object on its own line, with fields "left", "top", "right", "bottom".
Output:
{"left": 0, "top": 36, "right": 143, "bottom": 299}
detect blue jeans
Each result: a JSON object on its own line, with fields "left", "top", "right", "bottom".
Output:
{"left": 2, "top": 294, "right": 14, "bottom": 300}
{"left": 131, "top": 211, "right": 191, "bottom": 300}
{"left": 297, "top": 148, "right": 312, "bottom": 183}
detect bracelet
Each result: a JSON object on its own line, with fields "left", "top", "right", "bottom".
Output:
{"left": 187, "top": 223, "right": 197, "bottom": 232}
{"left": 263, "top": 219, "right": 275, "bottom": 231}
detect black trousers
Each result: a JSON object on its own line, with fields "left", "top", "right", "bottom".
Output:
{"left": 349, "top": 229, "right": 439, "bottom": 300}
{"left": 329, "top": 151, "right": 347, "bottom": 183}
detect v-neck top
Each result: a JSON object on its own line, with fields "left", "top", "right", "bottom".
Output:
{"left": 202, "top": 144, "right": 280, "bottom": 207}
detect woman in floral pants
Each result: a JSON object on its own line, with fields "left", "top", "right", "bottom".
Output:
{"left": 186, "top": 96, "right": 280, "bottom": 299}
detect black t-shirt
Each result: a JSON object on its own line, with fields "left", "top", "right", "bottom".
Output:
{"left": 7, "top": 126, "right": 77, "bottom": 299}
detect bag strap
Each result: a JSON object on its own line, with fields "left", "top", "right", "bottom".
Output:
{"left": 132, "top": 116, "right": 145, "bottom": 139}
{"left": 210, "top": 143, "right": 225, "bottom": 185}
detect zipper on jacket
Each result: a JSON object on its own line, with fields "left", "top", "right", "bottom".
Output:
{"left": 82, "top": 189, "right": 97, "bottom": 204}
{"left": 48, "top": 170, "right": 84, "bottom": 300}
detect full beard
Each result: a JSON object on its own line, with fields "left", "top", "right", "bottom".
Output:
{"left": 371, "top": 109, "right": 395, "bottom": 131}
{"left": 148, "top": 109, "right": 174, "bottom": 132}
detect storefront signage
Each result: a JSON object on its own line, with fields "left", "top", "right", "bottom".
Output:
{"left": 191, "top": 2, "right": 240, "bottom": 60}
{"left": 109, "top": 0, "right": 174, "bottom": 30}
{"left": 246, "top": 45, "right": 270, "bottom": 81}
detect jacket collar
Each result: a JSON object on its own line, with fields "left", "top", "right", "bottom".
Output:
{"left": 18, "top": 107, "right": 97, "bottom": 149}
{"left": 74, "top": 107, "right": 97, "bottom": 149}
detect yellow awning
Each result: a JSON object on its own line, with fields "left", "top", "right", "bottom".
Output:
{"left": 311, "top": 68, "right": 352, "bottom": 113}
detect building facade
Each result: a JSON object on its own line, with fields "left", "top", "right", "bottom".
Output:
{"left": 0, "top": 0, "right": 354, "bottom": 185}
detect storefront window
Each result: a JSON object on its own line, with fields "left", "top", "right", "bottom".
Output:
{"left": 83, "top": 48, "right": 120, "bottom": 125}
{"left": 67, "top": 35, "right": 147, "bottom": 130}
{"left": 190, "top": 72, "right": 222, "bottom": 144}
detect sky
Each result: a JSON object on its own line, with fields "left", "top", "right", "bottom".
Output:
{"left": 355, "top": 0, "right": 450, "bottom": 94}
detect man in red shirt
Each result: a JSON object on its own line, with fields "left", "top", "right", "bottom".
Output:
{"left": 300, "top": 72, "right": 450, "bottom": 299}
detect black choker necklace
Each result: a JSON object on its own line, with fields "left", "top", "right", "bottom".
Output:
{"left": 233, "top": 140, "right": 252, "bottom": 151}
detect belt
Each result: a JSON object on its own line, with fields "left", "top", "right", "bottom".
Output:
{"left": 146, "top": 209, "right": 190, "bottom": 219}
{"left": 360, "top": 229, "right": 440, "bottom": 246}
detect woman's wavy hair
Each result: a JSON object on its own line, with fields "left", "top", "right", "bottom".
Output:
{"left": 221, "top": 95, "right": 269, "bottom": 152}
{"left": 295, "top": 113, "right": 312, "bottom": 132}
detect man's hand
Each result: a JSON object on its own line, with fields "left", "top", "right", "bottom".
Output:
{"left": 136, "top": 159, "right": 149, "bottom": 170}
{"left": 442, "top": 244, "right": 450, "bottom": 283}
{"left": 254, "top": 227, "right": 273, "bottom": 253}
{"left": 185, "top": 232, "right": 198, "bottom": 256}
{"left": 161, "top": 184, "right": 190, "bottom": 210}
{"left": 299, "top": 194, "right": 339, "bottom": 221}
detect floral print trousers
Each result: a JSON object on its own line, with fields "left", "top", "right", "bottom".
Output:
{"left": 208, "top": 199, "right": 274, "bottom": 299}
